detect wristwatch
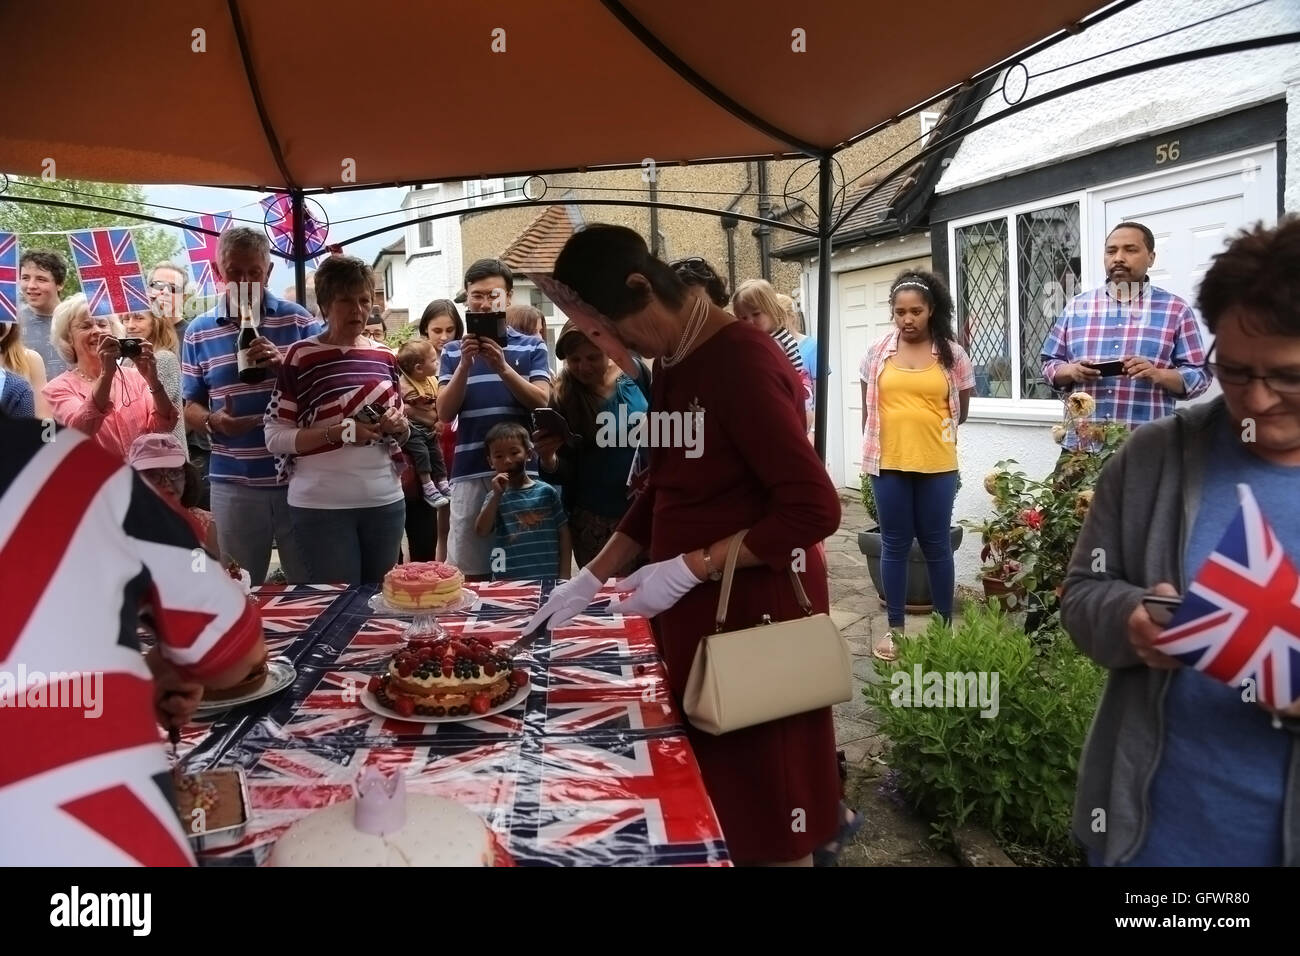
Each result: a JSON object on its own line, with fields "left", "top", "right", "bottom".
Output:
{"left": 700, "top": 547, "right": 722, "bottom": 582}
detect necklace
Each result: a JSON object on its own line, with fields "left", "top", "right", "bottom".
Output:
{"left": 661, "top": 296, "right": 709, "bottom": 369}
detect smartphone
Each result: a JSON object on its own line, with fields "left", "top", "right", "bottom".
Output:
{"left": 466, "top": 311, "right": 508, "bottom": 346}
{"left": 533, "top": 407, "right": 580, "bottom": 447}
{"left": 1142, "top": 594, "right": 1182, "bottom": 627}
{"left": 1084, "top": 359, "right": 1126, "bottom": 377}
{"left": 355, "top": 402, "right": 385, "bottom": 425}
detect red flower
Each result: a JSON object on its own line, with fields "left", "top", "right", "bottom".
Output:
{"left": 1021, "top": 508, "right": 1043, "bottom": 529}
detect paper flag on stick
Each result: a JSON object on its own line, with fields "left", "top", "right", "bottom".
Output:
{"left": 529, "top": 273, "right": 638, "bottom": 377}
{"left": 0, "top": 232, "right": 17, "bottom": 322}
{"left": 1153, "top": 483, "right": 1300, "bottom": 710}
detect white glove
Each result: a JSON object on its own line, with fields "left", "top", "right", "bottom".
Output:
{"left": 524, "top": 567, "right": 604, "bottom": 633}
{"left": 608, "top": 555, "right": 703, "bottom": 619}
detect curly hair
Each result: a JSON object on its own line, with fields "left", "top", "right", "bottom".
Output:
{"left": 889, "top": 269, "right": 958, "bottom": 369}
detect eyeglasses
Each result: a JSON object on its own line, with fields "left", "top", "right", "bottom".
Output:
{"left": 466, "top": 290, "right": 505, "bottom": 304}
{"left": 1205, "top": 345, "right": 1300, "bottom": 394}
{"left": 149, "top": 280, "right": 183, "bottom": 294}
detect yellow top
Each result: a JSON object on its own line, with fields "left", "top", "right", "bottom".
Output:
{"left": 401, "top": 371, "right": 437, "bottom": 402}
{"left": 877, "top": 358, "right": 957, "bottom": 473}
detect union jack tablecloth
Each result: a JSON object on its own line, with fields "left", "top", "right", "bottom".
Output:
{"left": 191, "top": 580, "right": 730, "bottom": 867}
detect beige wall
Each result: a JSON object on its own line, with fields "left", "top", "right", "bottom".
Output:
{"left": 457, "top": 111, "right": 935, "bottom": 302}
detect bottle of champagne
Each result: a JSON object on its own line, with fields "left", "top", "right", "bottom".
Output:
{"left": 237, "top": 308, "right": 266, "bottom": 384}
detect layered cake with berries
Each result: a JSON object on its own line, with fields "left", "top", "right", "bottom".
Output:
{"left": 382, "top": 561, "right": 466, "bottom": 610}
{"left": 368, "top": 636, "right": 528, "bottom": 718}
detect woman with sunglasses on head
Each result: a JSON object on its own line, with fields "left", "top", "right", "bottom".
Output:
{"left": 0, "top": 316, "right": 52, "bottom": 419}
{"left": 1064, "top": 217, "right": 1300, "bottom": 867}
{"left": 122, "top": 308, "right": 188, "bottom": 459}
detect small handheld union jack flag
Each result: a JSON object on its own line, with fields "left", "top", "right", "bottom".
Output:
{"left": 181, "top": 212, "right": 231, "bottom": 296}
{"left": 1154, "top": 483, "right": 1300, "bottom": 710}
{"left": 67, "top": 227, "right": 148, "bottom": 317}
{"left": 0, "top": 231, "right": 17, "bottom": 321}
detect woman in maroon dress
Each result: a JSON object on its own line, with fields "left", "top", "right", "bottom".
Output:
{"left": 527, "top": 226, "right": 844, "bottom": 866}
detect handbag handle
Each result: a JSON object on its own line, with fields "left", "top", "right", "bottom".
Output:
{"left": 714, "top": 530, "right": 814, "bottom": 632}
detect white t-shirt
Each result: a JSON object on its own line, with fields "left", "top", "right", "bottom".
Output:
{"left": 286, "top": 443, "right": 404, "bottom": 509}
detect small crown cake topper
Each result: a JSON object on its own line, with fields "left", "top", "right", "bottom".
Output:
{"left": 353, "top": 765, "right": 407, "bottom": 836}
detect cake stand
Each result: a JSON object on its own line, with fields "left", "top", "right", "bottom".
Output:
{"left": 366, "top": 588, "right": 477, "bottom": 640}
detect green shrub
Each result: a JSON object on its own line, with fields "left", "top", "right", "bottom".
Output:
{"left": 864, "top": 604, "right": 1104, "bottom": 864}
{"left": 385, "top": 322, "right": 419, "bottom": 351}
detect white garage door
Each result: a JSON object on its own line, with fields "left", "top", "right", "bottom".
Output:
{"left": 839, "top": 257, "right": 930, "bottom": 488}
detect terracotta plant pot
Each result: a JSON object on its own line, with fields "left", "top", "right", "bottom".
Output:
{"left": 981, "top": 573, "right": 1025, "bottom": 612}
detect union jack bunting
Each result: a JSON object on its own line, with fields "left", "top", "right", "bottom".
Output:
{"left": 0, "top": 231, "right": 17, "bottom": 321}
{"left": 260, "top": 193, "right": 327, "bottom": 267}
{"left": 180, "top": 212, "right": 231, "bottom": 297}
{"left": 1155, "top": 483, "right": 1300, "bottom": 710}
{"left": 67, "top": 228, "right": 149, "bottom": 316}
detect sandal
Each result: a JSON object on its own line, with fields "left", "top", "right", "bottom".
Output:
{"left": 872, "top": 632, "right": 901, "bottom": 662}
{"left": 813, "top": 801, "right": 865, "bottom": 867}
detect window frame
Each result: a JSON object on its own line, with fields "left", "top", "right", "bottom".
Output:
{"left": 919, "top": 111, "right": 941, "bottom": 147}
{"left": 465, "top": 176, "right": 528, "bottom": 209}
{"left": 947, "top": 188, "right": 1091, "bottom": 421}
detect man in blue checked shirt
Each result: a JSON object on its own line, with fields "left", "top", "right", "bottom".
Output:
{"left": 1041, "top": 221, "right": 1211, "bottom": 451}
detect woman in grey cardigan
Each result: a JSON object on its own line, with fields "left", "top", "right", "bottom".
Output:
{"left": 1062, "top": 217, "right": 1300, "bottom": 866}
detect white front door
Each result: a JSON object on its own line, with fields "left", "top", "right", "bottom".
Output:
{"left": 838, "top": 257, "right": 929, "bottom": 488}
{"left": 1089, "top": 146, "right": 1278, "bottom": 401}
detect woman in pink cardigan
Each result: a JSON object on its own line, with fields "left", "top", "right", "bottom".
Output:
{"left": 42, "top": 294, "right": 178, "bottom": 460}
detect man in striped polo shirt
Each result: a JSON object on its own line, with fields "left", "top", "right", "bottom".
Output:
{"left": 181, "top": 228, "right": 321, "bottom": 583}
{"left": 437, "top": 259, "right": 552, "bottom": 578}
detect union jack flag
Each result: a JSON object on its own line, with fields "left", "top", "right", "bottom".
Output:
{"left": 180, "top": 212, "right": 231, "bottom": 297}
{"left": 1154, "top": 483, "right": 1300, "bottom": 710}
{"left": 0, "top": 231, "right": 17, "bottom": 321}
{"left": 67, "top": 228, "right": 148, "bottom": 317}
{"left": 542, "top": 660, "right": 679, "bottom": 735}
{"left": 260, "top": 194, "right": 326, "bottom": 267}
{"left": 546, "top": 615, "right": 657, "bottom": 662}
{"left": 469, "top": 580, "right": 543, "bottom": 615}
{"left": 514, "top": 735, "right": 728, "bottom": 865}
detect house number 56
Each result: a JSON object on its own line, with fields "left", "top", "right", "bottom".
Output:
{"left": 1155, "top": 140, "right": 1181, "bottom": 164}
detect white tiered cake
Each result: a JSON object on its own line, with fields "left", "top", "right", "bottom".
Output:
{"left": 269, "top": 767, "right": 503, "bottom": 867}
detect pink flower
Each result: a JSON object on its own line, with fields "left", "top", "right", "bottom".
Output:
{"left": 1021, "top": 508, "right": 1043, "bottom": 529}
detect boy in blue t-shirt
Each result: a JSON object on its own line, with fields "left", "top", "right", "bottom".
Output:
{"left": 475, "top": 422, "right": 570, "bottom": 580}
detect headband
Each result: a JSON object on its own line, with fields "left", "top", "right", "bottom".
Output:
{"left": 893, "top": 280, "right": 930, "bottom": 294}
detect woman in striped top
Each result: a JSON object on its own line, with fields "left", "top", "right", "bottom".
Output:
{"left": 733, "top": 279, "right": 814, "bottom": 427}
{"left": 263, "top": 256, "right": 412, "bottom": 585}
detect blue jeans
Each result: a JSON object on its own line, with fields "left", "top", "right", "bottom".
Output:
{"left": 288, "top": 500, "right": 407, "bottom": 585}
{"left": 870, "top": 470, "right": 958, "bottom": 629}
{"left": 210, "top": 482, "right": 310, "bottom": 585}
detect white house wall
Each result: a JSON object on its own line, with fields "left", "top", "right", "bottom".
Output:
{"left": 1288, "top": 68, "right": 1300, "bottom": 212}
{"left": 937, "top": 0, "right": 1300, "bottom": 195}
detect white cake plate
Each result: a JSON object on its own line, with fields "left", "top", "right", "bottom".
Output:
{"left": 195, "top": 659, "right": 296, "bottom": 715}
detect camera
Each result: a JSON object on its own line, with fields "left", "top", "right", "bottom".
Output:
{"left": 355, "top": 402, "right": 386, "bottom": 425}
{"left": 117, "top": 337, "right": 143, "bottom": 359}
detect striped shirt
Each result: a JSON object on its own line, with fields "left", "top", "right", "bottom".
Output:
{"left": 263, "top": 335, "right": 408, "bottom": 485}
{"left": 181, "top": 291, "right": 321, "bottom": 487}
{"left": 772, "top": 328, "right": 813, "bottom": 409}
{"left": 1040, "top": 282, "right": 1210, "bottom": 450}
{"left": 438, "top": 328, "right": 551, "bottom": 482}
{"left": 859, "top": 331, "right": 975, "bottom": 476}
{"left": 491, "top": 480, "right": 566, "bottom": 580}
{"left": 0, "top": 420, "right": 263, "bottom": 865}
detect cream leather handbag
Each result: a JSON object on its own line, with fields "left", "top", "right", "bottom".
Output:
{"left": 683, "top": 532, "right": 852, "bottom": 735}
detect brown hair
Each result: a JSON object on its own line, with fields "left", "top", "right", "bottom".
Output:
{"left": 397, "top": 338, "right": 434, "bottom": 375}
{"left": 0, "top": 321, "right": 33, "bottom": 379}
{"left": 1198, "top": 217, "right": 1300, "bottom": 336}
{"left": 313, "top": 255, "right": 375, "bottom": 313}
{"left": 506, "top": 304, "right": 545, "bottom": 337}
{"left": 124, "top": 310, "right": 179, "bottom": 354}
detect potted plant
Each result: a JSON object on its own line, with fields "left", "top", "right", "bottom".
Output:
{"left": 963, "top": 392, "right": 1131, "bottom": 631}
{"left": 857, "top": 474, "right": 964, "bottom": 613}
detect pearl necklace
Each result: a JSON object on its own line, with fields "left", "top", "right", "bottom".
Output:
{"left": 660, "top": 296, "right": 710, "bottom": 369}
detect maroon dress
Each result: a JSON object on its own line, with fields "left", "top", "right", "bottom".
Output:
{"left": 617, "top": 321, "right": 843, "bottom": 863}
